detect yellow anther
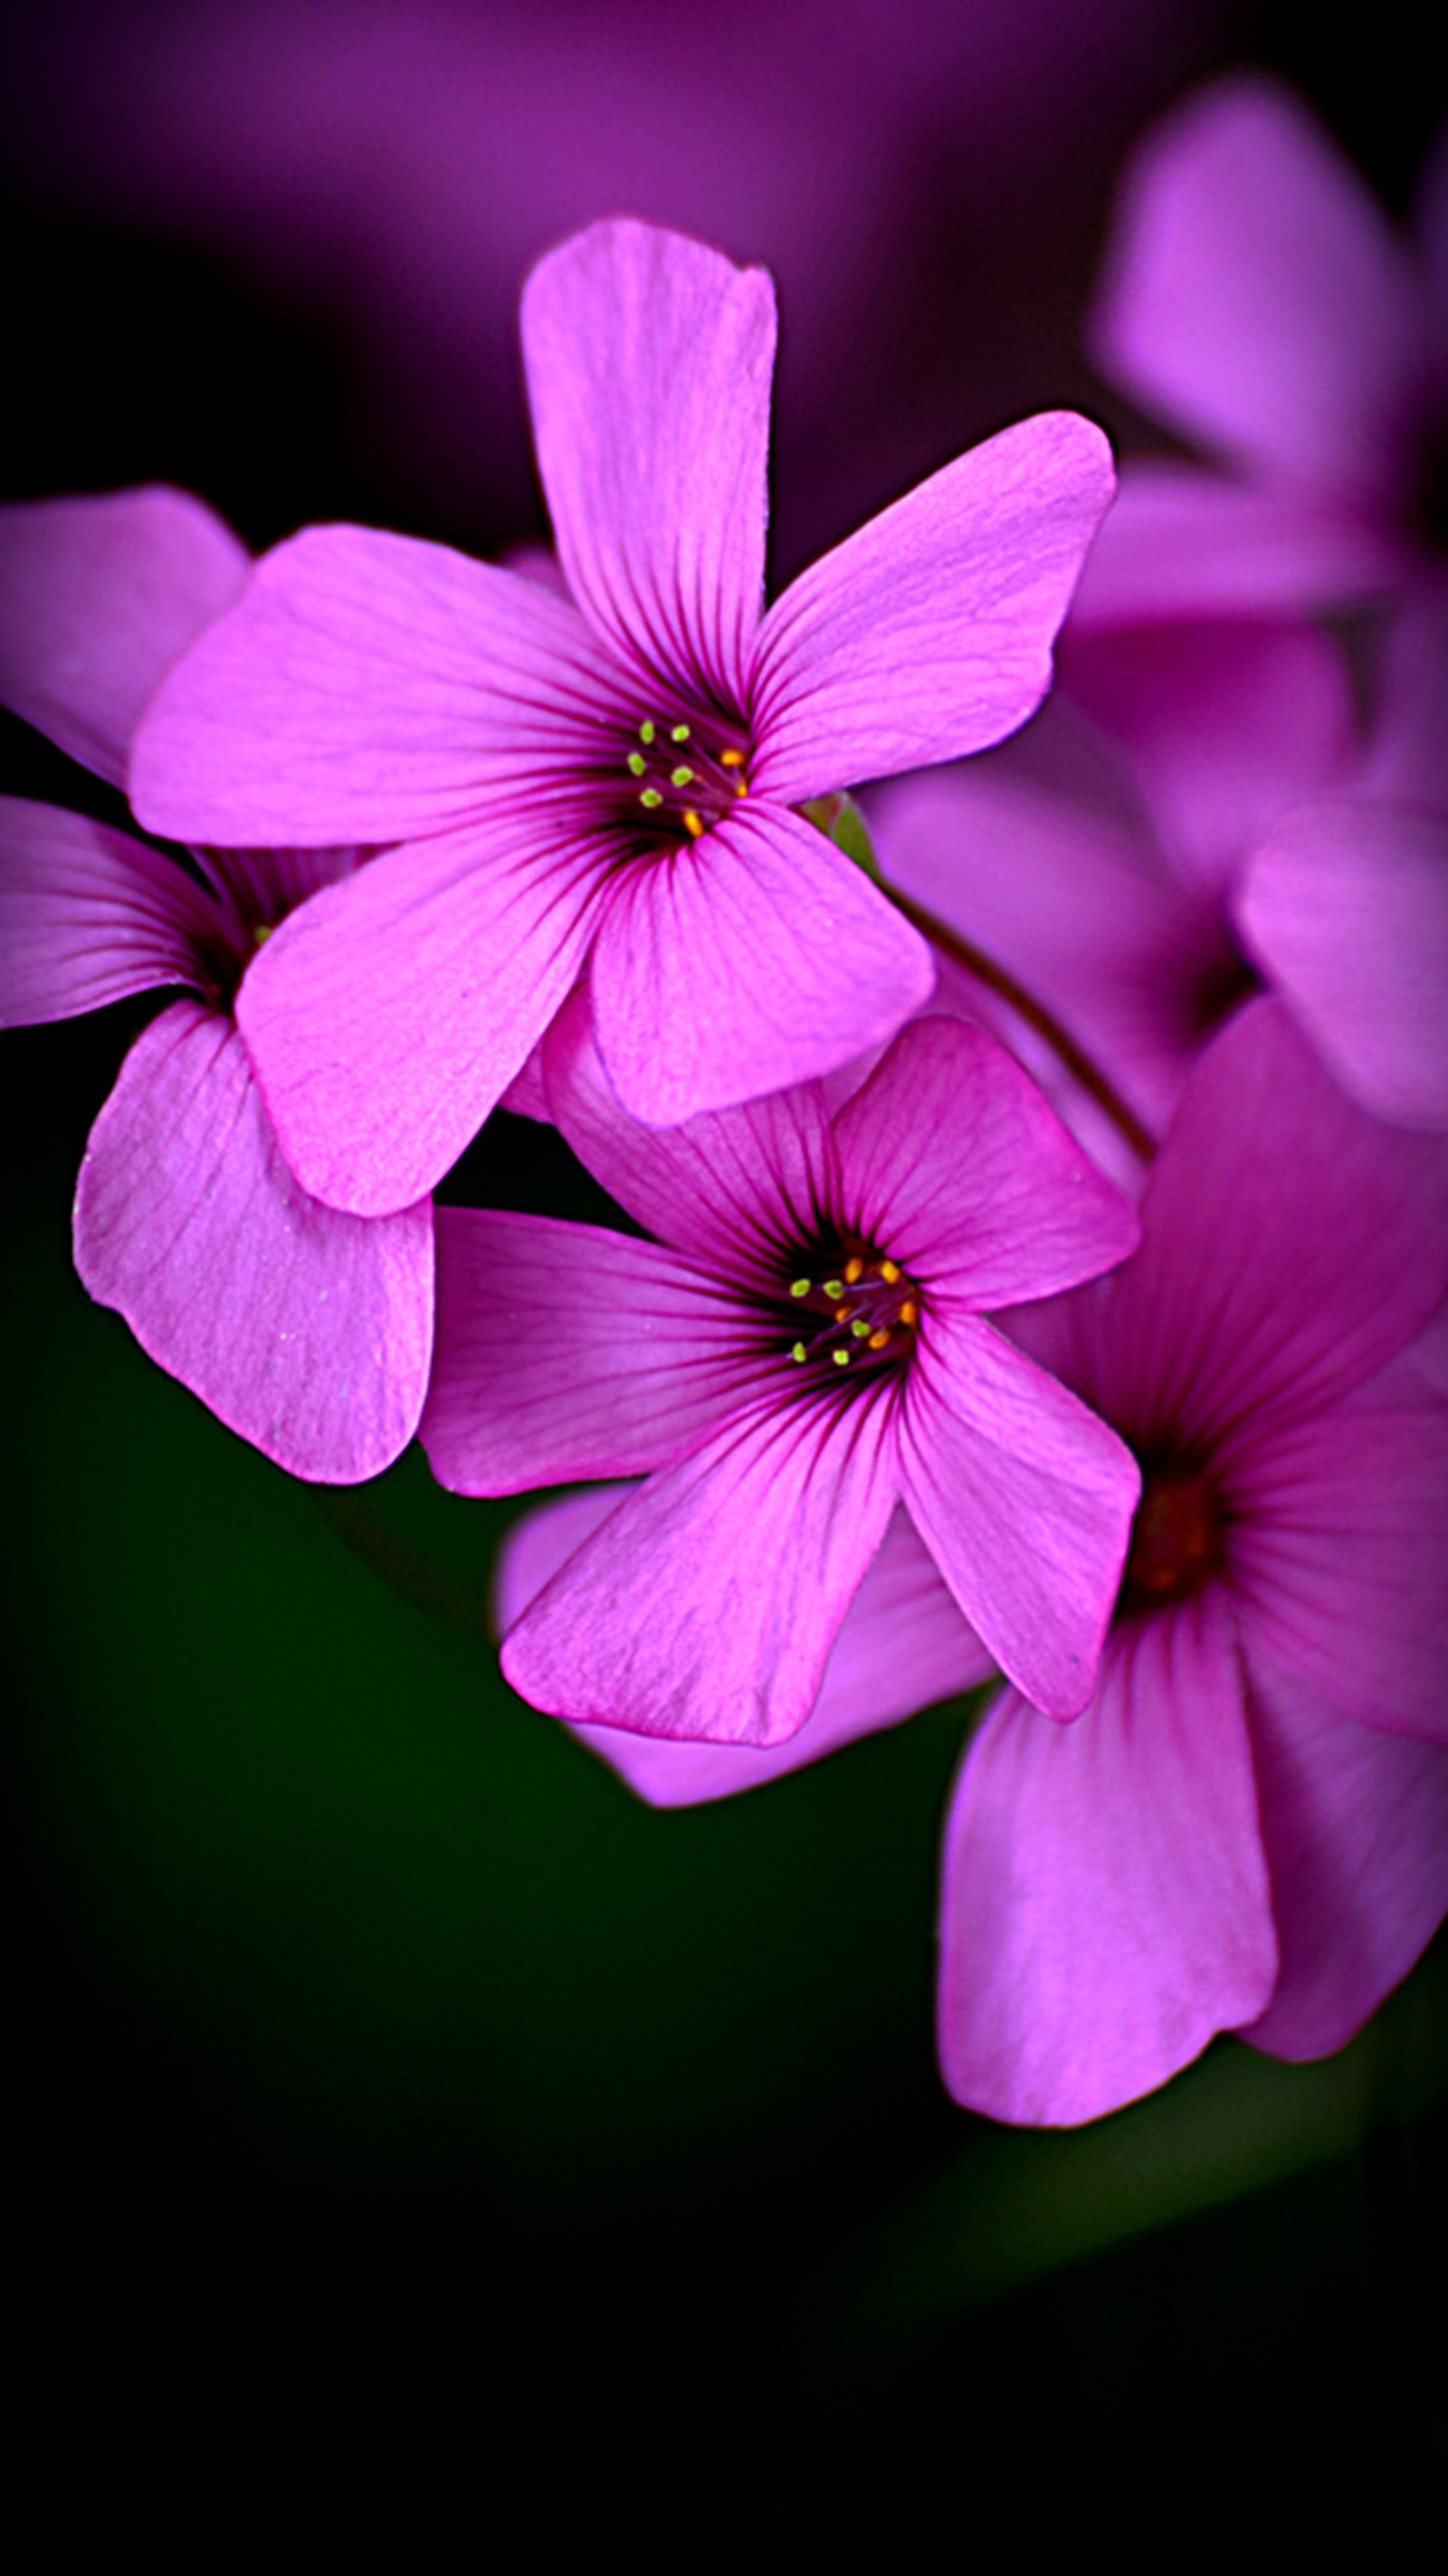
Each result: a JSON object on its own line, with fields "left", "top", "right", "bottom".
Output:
{"left": 822, "top": 1278, "right": 843, "bottom": 1301}
{"left": 833, "top": 1348, "right": 851, "bottom": 1367}
{"left": 790, "top": 1342, "right": 808, "bottom": 1364}
{"left": 670, "top": 723, "right": 691, "bottom": 743}
{"left": 851, "top": 1318, "right": 871, "bottom": 1339}
{"left": 720, "top": 747, "right": 745, "bottom": 768}
{"left": 627, "top": 750, "right": 647, "bottom": 777}
{"left": 843, "top": 1255, "right": 864, "bottom": 1285}
{"left": 790, "top": 1280, "right": 811, "bottom": 1298}
{"left": 640, "top": 787, "right": 663, "bottom": 809}
{"left": 868, "top": 1328, "right": 890, "bottom": 1350}
{"left": 899, "top": 1299, "right": 919, "bottom": 1326}
{"left": 682, "top": 810, "right": 705, "bottom": 838}
{"left": 670, "top": 765, "right": 694, "bottom": 787}
{"left": 252, "top": 922, "right": 272, "bottom": 947}
{"left": 639, "top": 720, "right": 656, "bottom": 744}
{"left": 878, "top": 1259, "right": 901, "bottom": 1283}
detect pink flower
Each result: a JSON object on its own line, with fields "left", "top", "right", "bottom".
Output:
{"left": 129, "top": 219, "right": 1115, "bottom": 1217}
{"left": 0, "top": 488, "right": 433, "bottom": 1480}
{"left": 1072, "top": 79, "right": 1448, "bottom": 626}
{"left": 422, "top": 996, "right": 1138, "bottom": 1745}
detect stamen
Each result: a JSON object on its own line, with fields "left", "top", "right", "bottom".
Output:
{"left": 878, "top": 1259, "right": 900, "bottom": 1283}
{"left": 899, "top": 1300, "right": 918, "bottom": 1326}
{"left": 720, "top": 748, "right": 745, "bottom": 768}
{"left": 682, "top": 811, "right": 704, "bottom": 838}
{"left": 670, "top": 723, "right": 691, "bottom": 743}
{"left": 640, "top": 787, "right": 663, "bottom": 809}
{"left": 822, "top": 1279, "right": 843, "bottom": 1301}
{"left": 790, "top": 1280, "right": 811, "bottom": 1298}
{"left": 790, "top": 1342, "right": 808, "bottom": 1364}
{"left": 670, "top": 766, "right": 695, "bottom": 787}
{"left": 850, "top": 1318, "right": 871, "bottom": 1339}
{"left": 252, "top": 923, "right": 272, "bottom": 948}
{"left": 843, "top": 1256, "right": 864, "bottom": 1284}
{"left": 833, "top": 1348, "right": 851, "bottom": 1367}
{"left": 867, "top": 1329, "right": 889, "bottom": 1350}
{"left": 627, "top": 750, "right": 647, "bottom": 777}
{"left": 638, "top": 720, "right": 656, "bottom": 745}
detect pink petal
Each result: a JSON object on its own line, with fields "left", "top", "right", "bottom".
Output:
{"left": 833, "top": 1016, "right": 1138, "bottom": 1311}
{"left": 898, "top": 1321, "right": 1138, "bottom": 1719}
{"left": 0, "top": 486, "right": 248, "bottom": 787}
{"left": 1235, "top": 805, "right": 1448, "bottom": 1130}
{"left": 1068, "top": 463, "right": 1408, "bottom": 626}
{"left": 496, "top": 1493, "right": 991, "bottom": 1805}
{"left": 236, "top": 821, "right": 605, "bottom": 1216}
{"left": 422, "top": 1210, "right": 750, "bottom": 1490}
{"left": 938, "top": 1597, "right": 1278, "bottom": 2126}
{"left": 0, "top": 797, "right": 217, "bottom": 1024}
{"left": 520, "top": 218, "right": 773, "bottom": 710}
{"left": 73, "top": 1001, "right": 433, "bottom": 1481}
{"left": 1091, "top": 79, "right": 1432, "bottom": 497}
{"left": 1238, "top": 1650, "right": 1448, "bottom": 2063}
{"left": 586, "top": 799, "right": 933, "bottom": 1125}
{"left": 129, "top": 524, "right": 627, "bottom": 844}
{"left": 749, "top": 413, "right": 1115, "bottom": 804}
{"left": 500, "top": 1390, "right": 899, "bottom": 1746}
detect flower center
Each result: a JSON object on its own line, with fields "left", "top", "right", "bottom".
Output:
{"left": 777, "top": 1244, "right": 920, "bottom": 1379}
{"left": 1118, "top": 1457, "right": 1224, "bottom": 1616}
{"left": 623, "top": 716, "right": 750, "bottom": 840}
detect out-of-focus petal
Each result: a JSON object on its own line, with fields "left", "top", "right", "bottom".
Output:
{"left": 1068, "top": 463, "right": 1407, "bottom": 626}
{"left": 1091, "top": 79, "right": 1431, "bottom": 495}
{"left": 521, "top": 218, "right": 773, "bottom": 711}
{"left": 833, "top": 1016, "right": 1138, "bottom": 1312}
{"left": 73, "top": 1001, "right": 433, "bottom": 1481}
{"left": 749, "top": 414, "right": 1115, "bottom": 804}
{"left": 236, "top": 820, "right": 605, "bottom": 1217}
{"left": 938, "top": 1597, "right": 1277, "bottom": 2125}
{"left": 0, "top": 486, "right": 249, "bottom": 787}
{"left": 1239, "top": 1651, "right": 1448, "bottom": 2061}
{"left": 587, "top": 799, "right": 932, "bottom": 1126}
{"left": 495, "top": 1493, "right": 992, "bottom": 1805}
{"left": 0, "top": 797, "right": 217, "bottom": 1024}
{"left": 422, "top": 1211, "right": 749, "bottom": 1489}
{"left": 500, "top": 1389, "right": 898, "bottom": 1746}
{"left": 898, "top": 1320, "right": 1138, "bottom": 1719}
{"left": 129, "top": 525, "right": 627, "bottom": 843}
{"left": 1236, "top": 805, "right": 1448, "bottom": 1130}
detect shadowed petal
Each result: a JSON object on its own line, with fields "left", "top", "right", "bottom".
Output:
{"left": 0, "top": 797, "right": 218, "bottom": 1024}
{"left": 130, "top": 524, "right": 627, "bottom": 844}
{"left": 422, "top": 1210, "right": 750, "bottom": 1489}
{"left": 749, "top": 412, "right": 1115, "bottom": 804}
{"left": 522, "top": 218, "right": 773, "bottom": 709}
{"left": 587, "top": 799, "right": 933, "bottom": 1126}
{"left": 1238, "top": 1651, "right": 1448, "bottom": 2062}
{"left": 0, "top": 486, "right": 248, "bottom": 787}
{"left": 1068, "top": 463, "right": 1407, "bottom": 625}
{"left": 496, "top": 1493, "right": 991, "bottom": 1803}
{"left": 236, "top": 821, "right": 606, "bottom": 1216}
{"left": 938, "top": 1597, "right": 1277, "bottom": 2126}
{"left": 899, "top": 1320, "right": 1138, "bottom": 1718}
{"left": 73, "top": 1001, "right": 433, "bottom": 1481}
{"left": 501, "top": 1390, "right": 899, "bottom": 1745}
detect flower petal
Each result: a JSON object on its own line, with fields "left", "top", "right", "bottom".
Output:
{"left": 521, "top": 218, "right": 773, "bottom": 709}
{"left": 496, "top": 1493, "right": 991, "bottom": 1804}
{"left": 1238, "top": 1649, "right": 1448, "bottom": 2063}
{"left": 500, "top": 1390, "right": 899, "bottom": 1745}
{"left": 0, "top": 486, "right": 248, "bottom": 787}
{"left": 422, "top": 1210, "right": 749, "bottom": 1489}
{"left": 938, "top": 1596, "right": 1278, "bottom": 2126}
{"left": 0, "top": 797, "right": 218, "bottom": 1024}
{"left": 898, "top": 1319, "right": 1138, "bottom": 1718}
{"left": 236, "top": 821, "right": 605, "bottom": 1216}
{"left": 832, "top": 1016, "right": 1138, "bottom": 1311}
{"left": 1067, "top": 461, "right": 1408, "bottom": 627}
{"left": 1091, "top": 79, "right": 1431, "bottom": 496}
{"left": 586, "top": 799, "right": 933, "bottom": 1125}
{"left": 748, "top": 412, "right": 1115, "bottom": 804}
{"left": 1235, "top": 804, "right": 1448, "bottom": 1131}
{"left": 73, "top": 1001, "right": 433, "bottom": 1480}
{"left": 129, "top": 525, "right": 628, "bottom": 844}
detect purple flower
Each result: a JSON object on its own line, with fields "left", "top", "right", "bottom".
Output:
{"left": 421, "top": 995, "right": 1139, "bottom": 1745}
{"left": 129, "top": 219, "right": 1115, "bottom": 1217}
{"left": 1072, "top": 79, "right": 1448, "bottom": 627}
{"left": 0, "top": 488, "right": 433, "bottom": 1480}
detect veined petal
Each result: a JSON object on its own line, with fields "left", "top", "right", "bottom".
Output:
{"left": 1068, "top": 462, "right": 1408, "bottom": 626}
{"left": 938, "top": 1597, "right": 1277, "bottom": 2126}
{"left": 422, "top": 1211, "right": 751, "bottom": 1490}
{"left": 899, "top": 1319, "right": 1138, "bottom": 1718}
{"left": 500, "top": 1390, "right": 899, "bottom": 1746}
{"left": 0, "top": 486, "right": 248, "bottom": 787}
{"left": 1236, "top": 805, "right": 1448, "bottom": 1131}
{"left": 0, "top": 798, "right": 218, "bottom": 1024}
{"left": 587, "top": 799, "right": 933, "bottom": 1127}
{"left": 1238, "top": 1650, "right": 1448, "bottom": 2062}
{"left": 129, "top": 525, "right": 629, "bottom": 844}
{"left": 236, "top": 820, "right": 606, "bottom": 1216}
{"left": 73, "top": 1002, "right": 433, "bottom": 1481}
{"left": 748, "top": 412, "right": 1115, "bottom": 804}
{"left": 496, "top": 1493, "right": 991, "bottom": 1805}
{"left": 832, "top": 1016, "right": 1138, "bottom": 1311}
{"left": 521, "top": 218, "right": 773, "bottom": 710}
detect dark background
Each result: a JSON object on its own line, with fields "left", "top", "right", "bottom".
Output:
{"left": 4, "top": 0, "right": 1443, "bottom": 2536}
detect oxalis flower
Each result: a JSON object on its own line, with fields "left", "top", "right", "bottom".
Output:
{"left": 129, "top": 218, "right": 1115, "bottom": 1218}
{"left": 0, "top": 488, "right": 433, "bottom": 1481}
{"left": 421, "top": 993, "right": 1140, "bottom": 1745}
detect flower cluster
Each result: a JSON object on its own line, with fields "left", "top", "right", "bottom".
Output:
{"left": 5, "top": 84, "right": 1445, "bottom": 2127}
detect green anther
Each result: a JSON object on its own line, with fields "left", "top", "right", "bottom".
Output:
{"left": 790, "top": 1342, "right": 807, "bottom": 1364}
{"left": 833, "top": 1347, "right": 852, "bottom": 1367}
{"left": 640, "top": 787, "right": 663, "bottom": 809}
{"left": 790, "top": 1279, "right": 811, "bottom": 1297}
{"left": 823, "top": 1279, "right": 843, "bottom": 1301}
{"left": 851, "top": 1318, "right": 871, "bottom": 1339}
{"left": 670, "top": 723, "right": 691, "bottom": 743}
{"left": 627, "top": 750, "right": 646, "bottom": 777}
{"left": 639, "top": 720, "right": 656, "bottom": 744}
{"left": 670, "top": 766, "right": 694, "bottom": 787}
